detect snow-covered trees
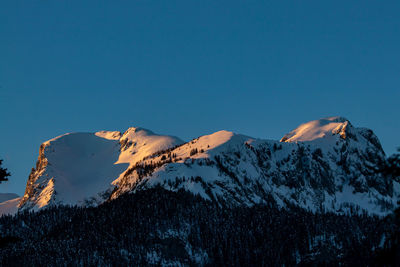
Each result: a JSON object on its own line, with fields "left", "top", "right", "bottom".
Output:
{"left": 0, "top": 187, "right": 390, "bottom": 265}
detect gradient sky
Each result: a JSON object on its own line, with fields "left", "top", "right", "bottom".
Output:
{"left": 1, "top": 1, "right": 399, "bottom": 195}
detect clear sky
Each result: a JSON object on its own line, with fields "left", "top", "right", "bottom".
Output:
{"left": 1, "top": 1, "right": 399, "bottom": 195}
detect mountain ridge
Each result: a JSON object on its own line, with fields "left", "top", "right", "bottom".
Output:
{"left": 16, "top": 117, "right": 399, "bottom": 216}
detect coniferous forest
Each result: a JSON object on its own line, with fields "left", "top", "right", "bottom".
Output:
{"left": 0, "top": 187, "right": 398, "bottom": 266}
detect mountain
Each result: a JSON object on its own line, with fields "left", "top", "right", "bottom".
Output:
{"left": 0, "top": 193, "right": 20, "bottom": 216}
{"left": 18, "top": 117, "right": 399, "bottom": 215}
{"left": 0, "top": 193, "right": 19, "bottom": 203}
{"left": 19, "top": 128, "right": 183, "bottom": 210}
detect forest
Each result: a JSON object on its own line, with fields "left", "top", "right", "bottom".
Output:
{"left": 0, "top": 186, "right": 398, "bottom": 266}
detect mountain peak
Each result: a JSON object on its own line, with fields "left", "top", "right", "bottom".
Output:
{"left": 18, "top": 127, "right": 184, "bottom": 210}
{"left": 280, "top": 116, "right": 351, "bottom": 142}
{"left": 17, "top": 119, "right": 395, "bottom": 216}
{"left": 122, "top": 127, "right": 154, "bottom": 138}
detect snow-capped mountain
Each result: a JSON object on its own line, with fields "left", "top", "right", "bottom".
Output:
{"left": 19, "top": 117, "right": 399, "bottom": 215}
{"left": 19, "top": 128, "right": 183, "bottom": 210}
{"left": 0, "top": 193, "right": 19, "bottom": 203}
{"left": 0, "top": 193, "right": 20, "bottom": 216}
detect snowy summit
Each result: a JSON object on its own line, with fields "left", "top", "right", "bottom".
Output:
{"left": 280, "top": 116, "right": 351, "bottom": 142}
{"left": 8, "top": 116, "right": 398, "bottom": 217}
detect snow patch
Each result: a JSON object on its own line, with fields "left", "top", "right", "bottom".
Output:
{"left": 281, "top": 116, "right": 349, "bottom": 142}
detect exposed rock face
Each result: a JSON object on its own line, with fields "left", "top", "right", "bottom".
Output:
{"left": 19, "top": 117, "right": 399, "bottom": 215}
{"left": 20, "top": 143, "right": 51, "bottom": 209}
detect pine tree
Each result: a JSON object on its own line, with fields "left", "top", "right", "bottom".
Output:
{"left": 374, "top": 148, "right": 400, "bottom": 265}
{"left": 0, "top": 159, "right": 11, "bottom": 183}
{"left": 386, "top": 148, "right": 400, "bottom": 178}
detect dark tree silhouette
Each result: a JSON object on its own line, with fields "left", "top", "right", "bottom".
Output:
{"left": 0, "top": 187, "right": 389, "bottom": 265}
{"left": 386, "top": 148, "right": 400, "bottom": 178}
{"left": 0, "top": 160, "right": 11, "bottom": 183}
{"left": 374, "top": 148, "right": 400, "bottom": 265}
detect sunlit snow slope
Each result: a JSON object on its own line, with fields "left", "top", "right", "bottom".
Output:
{"left": 280, "top": 117, "right": 350, "bottom": 142}
{"left": 0, "top": 193, "right": 20, "bottom": 216}
{"left": 0, "top": 197, "right": 21, "bottom": 216}
{"left": 19, "top": 117, "right": 399, "bottom": 216}
{"left": 19, "top": 128, "right": 183, "bottom": 210}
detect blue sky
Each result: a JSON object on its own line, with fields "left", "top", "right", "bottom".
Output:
{"left": 1, "top": 1, "right": 399, "bottom": 194}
